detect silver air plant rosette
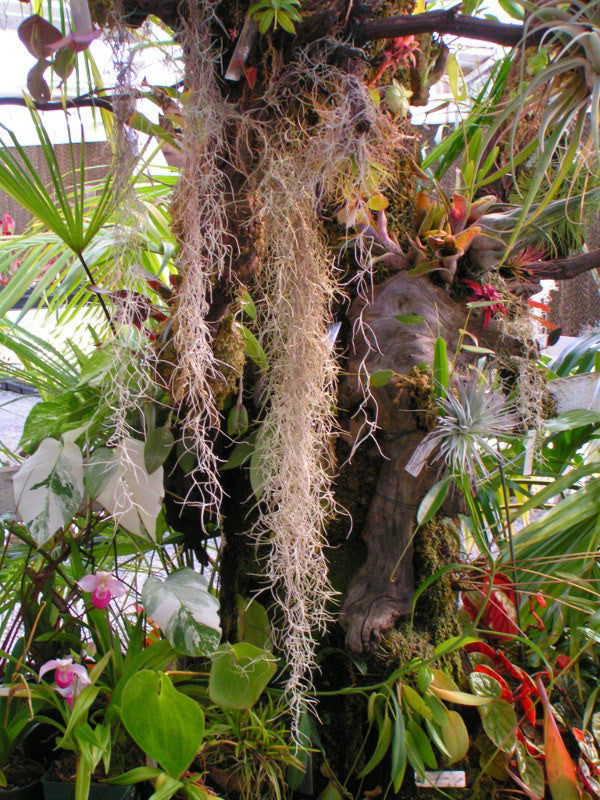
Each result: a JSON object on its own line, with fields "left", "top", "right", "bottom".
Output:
{"left": 406, "top": 378, "right": 517, "bottom": 481}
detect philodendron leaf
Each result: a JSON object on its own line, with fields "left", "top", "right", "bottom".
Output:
{"left": 144, "top": 426, "right": 175, "bottom": 474}
{"left": 96, "top": 437, "right": 164, "bottom": 539}
{"left": 84, "top": 448, "right": 119, "bottom": 498}
{"left": 142, "top": 568, "right": 221, "bottom": 657}
{"left": 479, "top": 699, "right": 518, "bottom": 754}
{"left": 441, "top": 710, "right": 469, "bottom": 765}
{"left": 121, "top": 670, "right": 205, "bottom": 779}
{"left": 209, "top": 642, "right": 277, "bottom": 709}
{"left": 236, "top": 596, "right": 272, "bottom": 650}
{"left": 13, "top": 437, "right": 84, "bottom": 545}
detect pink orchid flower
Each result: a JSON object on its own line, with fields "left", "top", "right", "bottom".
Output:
{"left": 38, "top": 657, "right": 91, "bottom": 707}
{"left": 55, "top": 683, "right": 77, "bottom": 708}
{"left": 77, "top": 571, "right": 127, "bottom": 609}
{"left": 46, "top": 0, "right": 100, "bottom": 53}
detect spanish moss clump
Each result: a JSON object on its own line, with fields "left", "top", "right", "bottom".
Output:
{"left": 102, "top": 1, "right": 162, "bottom": 497}
{"left": 169, "top": 0, "right": 235, "bottom": 516}
{"left": 493, "top": 291, "right": 547, "bottom": 439}
{"left": 251, "top": 49, "right": 404, "bottom": 729}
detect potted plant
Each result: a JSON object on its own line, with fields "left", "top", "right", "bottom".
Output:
{"left": 0, "top": 639, "right": 46, "bottom": 800}
{"left": 34, "top": 580, "right": 178, "bottom": 800}
{"left": 0, "top": 699, "right": 44, "bottom": 800}
{"left": 34, "top": 652, "right": 131, "bottom": 800}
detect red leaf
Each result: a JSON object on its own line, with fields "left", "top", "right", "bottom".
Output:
{"left": 243, "top": 64, "right": 257, "bottom": 89}
{"left": 529, "top": 314, "right": 557, "bottom": 330}
{"left": 449, "top": 193, "right": 468, "bottom": 228}
{"left": 519, "top": 694, "right": 537, "bottom": 727}
{"left": 528, "top": 299, "right": 551, "bottom": 312}
{"left": 537, "top": 679, "right": 581, "bottom": 800}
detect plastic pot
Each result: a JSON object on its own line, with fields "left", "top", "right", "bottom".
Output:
{"left": 0, "top": 756, "right": 44, "bottom": 800}
{"left": 41, "top": 781, "right": 133, "bottom": 800}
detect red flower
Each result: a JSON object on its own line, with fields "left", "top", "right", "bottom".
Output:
{"left": 462, "top": 279, "right": 507, "bottom": 329}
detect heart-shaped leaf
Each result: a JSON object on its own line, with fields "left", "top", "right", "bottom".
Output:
{"left": 479, "top": 699, "right": 518, "bottom": 754}
{"left": 209, "top": 642, "right": 276, "bottom": 709}
{"left": 121, "top": 670, "right": 204, "bottom": 779}
{"left": 84, "top": 448, "right": 119, "bottom": 498}
{"left": 515, "top": 741, "right": 544, "bottom": 800}
{"left": 236, "top": 596, "right": 272, "bottom": 650}
{"left": 469, "top": 671, "right": 502, "bottom": 699}
{"left": 144, "top": 426, "right": 175, "bottom": 474}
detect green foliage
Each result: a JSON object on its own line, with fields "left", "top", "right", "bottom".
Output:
{"left": 121, "top": 670, "right": 205, "bottom": 779}
{"left": 208, "top": 642, "right": 277, "bottom": 709}
{"left": 3, "top": 3, "right": 600, "bottom": 799}
{"left": 248, "top": 0, "right": 302, "bottom": 34}
{"left": 0, "top": 107, "right": 114, "bottom": 256}
{"left": 142, "top": 569, "right": 221, "bottom": 657}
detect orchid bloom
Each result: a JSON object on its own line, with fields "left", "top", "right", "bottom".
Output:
{"left": 78, "top": 571, "right": 127, "bottom": 609}
{"left": 39, "top": 657, "right": 91, "bottom": 707}
{"left": 47, "top": 0, "right": 100, "bottom": 53}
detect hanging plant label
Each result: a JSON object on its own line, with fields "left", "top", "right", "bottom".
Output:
{"left": 405, "top": 437, "right": 437, "bottom": 477}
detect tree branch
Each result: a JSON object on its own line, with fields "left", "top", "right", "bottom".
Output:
{"left": 525, "top": 248, "right": 600, "bottom": 281}
{"left": 355, "top": 5, "right": 534, "bottom": 48}
{"left": 0, "top": 95, "right": 114, "bottom": 113}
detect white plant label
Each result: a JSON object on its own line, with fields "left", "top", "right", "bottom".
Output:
{"left": 415, "top": 770, "right": 466, "bottom": 788}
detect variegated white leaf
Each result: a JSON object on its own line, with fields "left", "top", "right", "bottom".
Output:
{"left": 96, "top": 437, "right": 163, "bottom": 539}
{"left": 13, "top": 437, "right": 84, "bottom": 546}
{"left": 142, "top": 568, "right": 221, "bottom": 657}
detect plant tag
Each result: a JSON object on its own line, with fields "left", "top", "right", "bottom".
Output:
{"left": 405, "top": 437, "right": 437, "bottom": 477}
{"left": 414, "top": 770, "right": 466, "bottom": 788}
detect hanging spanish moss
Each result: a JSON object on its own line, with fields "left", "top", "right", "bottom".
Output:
{"left": 169, "top": 0, "right": 235, "bottom": 516}
{"left": 251, "top": 51, "right": 403, "bottom": 727}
